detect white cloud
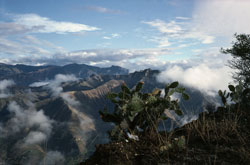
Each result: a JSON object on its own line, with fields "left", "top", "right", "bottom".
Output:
{"left": 157, "top": 48, "right": 234, "bottom": 96}
{"left": 0, "top": 79, "right": 15, "bottom": 98}
{"left": 143, "top": 19, "right": 182, "bottom": 34}
{"left": 103, "top": 36, "right": 111, "bottom": 40}
{"left": 142, "top": 19, "right": 215, "bottom": 47}
{"left": 88, "top": 6, "right": 111, "bottom": 13}
{"left": 0, "top": 101, "right": 54, "bottom": 145}
{"left": 61, "top": 93, "right": 80, "bottom": 106}
{"left": 13, "top": 13, "right": 100, "bottom": 34}
{"left": 38, "top": 74, "right": 96, "bottom": 151}
{"left": 32, "top": 74, "right": 81, "bottom": 106}
{"left": 158, "top": 64, "right": 232, "bottom": 96}
{"left": 85, "top": 6, "right": 123, "bottom": 14}
{"left": 29, "top": 81, "right": 50, "bottom": 87}
{"left": 0, "top": 11, "right": 100, "bottom": 68}
{"left": 7, "top": 102, "right": 53, "bottom": 134}
{"left": 202, "top": 36, "right": 214, "bottom": 44}
{"left": 112, "top": 33, "right": 119, "bottom": 37}
{"left": 4, "top": 48, "right": 170, "bottom": 71}
{"left": 0, "top": 36, "right": 53, "bottom": 58}
{"left": 0, "top": 22, "right": 30, "bottom": 36}
{"left": 0, "top": 13, "right": 70, "bottom": 58}
{"left": 157, "top": 37, "right": 171, "bottom": 47}
{"left": 46, "top": 74, "right": 78, "bottom": 96}
{"left": 20, "top": 35, "right": 44, "bottom": 45}
{"left": 143, "top": 0, "right": 250, "bottom": 47}
{"left": 143, "top": 0, "right": 250, "bottom": 48}
{"left": 65, "top": 48, "right": 169, "bottom": 62}
{"left": 24, "top": 131, "right": 47, "bottom": 145}
{"left": 0, "top": 79, "right": 15, "bottom": 92}
{"left": 193, "top": 0, "right": 250, "bottom": 37}
{"left": 124, "top": 56, "right": 168, "bottom": 72}
{"left": 40, "top": 151, "right": 65, "bottom": 165}
{"left": 27, "top": 110, "right": 53, "bottom": 133}
{"left": 182, "top": 31, "right": 215, "bottom": 44}
{"left": 103, "top": 33, "right": 121, "bottom": 40}
{"left": 176, "top": 16, "right": 190, "bottom": 20}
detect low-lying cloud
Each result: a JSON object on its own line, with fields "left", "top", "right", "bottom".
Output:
{"left": 0, "top": 77, "right": 79, "bottom": 164}
{"left": 5, "top": 101, "right": 53, "bottom": 143}
{"left": 46, "top": 74, "right": 78, "bottom": 96}
{"left": 61, "top": 93, "right": 80, "bottom": 106}
{"left": 157, "top": 47, "right": 234, "bottom": 96}
{"left": 29, "top": 81, "right": 50, "bottom": 87}
{"left": 40, "top": 151, "right": 65, "bottom": 165}
{"left": 0, "top": 100, "right": 66, "bottom": 164}
{"left": 40, "top": 74, "right": 97, "bottom": 153}
{"left": 24, "top": 131, "right": 47, "bottom": 145}
{"left": 0, "top": 79, "right": 15, "bottom": 98}
{"left": 158, "top": 62, "right": 233, "bottom": 96}
{"left": 30, "top": 74, "right": 80, "bottom": 105}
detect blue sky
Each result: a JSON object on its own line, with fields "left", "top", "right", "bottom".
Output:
{"left": 0, "top": 0, "right": 194, "bottom": 50}
{"left": 0, "top": 0, "right": 250, "bottom": 75}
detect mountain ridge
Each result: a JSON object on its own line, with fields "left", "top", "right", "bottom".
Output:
{"left": 0, "top": 63, "right": 129, "bottom": 86}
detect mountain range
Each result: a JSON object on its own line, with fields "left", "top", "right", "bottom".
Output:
{"left": 0, "top": 63, "right": 129, "bottom": 86}
{"left": 0, "top": 63, "right": 217, "bottom": 164}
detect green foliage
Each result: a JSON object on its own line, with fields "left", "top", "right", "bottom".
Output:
{"left": 221, "top": 33, "right": 250, "bottom": 87}
{"left": 99, "top": 81, "right": 189, "bottom": 140}
{"left": 219, "top": 34, "right": 250, "bottom": 112}
{"left": 218, "top": 83, "right": 250, "bottom": 111}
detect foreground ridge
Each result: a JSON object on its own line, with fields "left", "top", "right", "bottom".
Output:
{"left": 83, "top": 107, "right": 250, "bottom": 164}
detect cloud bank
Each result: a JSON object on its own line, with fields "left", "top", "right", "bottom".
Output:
{"left": 3, "top": 48, "right": 170, "bottom": 71}
{"left": 158, "top": 64, "right": 232, "bottom": 96}
{"left": 157, "top": 48, "right": 233, "bottom": 96}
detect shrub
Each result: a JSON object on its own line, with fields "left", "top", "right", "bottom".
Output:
{"left": 218, "top": 83, "right": 250, "bottom": 111}
{"left": 99, "top": 81, "right": 189, "bottom": 140}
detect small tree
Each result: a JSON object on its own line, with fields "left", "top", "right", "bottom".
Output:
{"left": 221, "top": 33, "right": 250, "bottom": 88}
{"left": 219, "top": 34, "right": 250, "bottom": 112}
{"left": 99, "top": 81, "right": 189, "bottom": 140}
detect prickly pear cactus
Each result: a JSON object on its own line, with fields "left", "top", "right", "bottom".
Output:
{"left": 99, "top": 81, "right": 189, "bottom": 140}
{"left": 218, "top": 83, "right": 250, "bottom": 111}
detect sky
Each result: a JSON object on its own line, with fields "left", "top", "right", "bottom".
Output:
{"left": 0, "top": 0, "right": 250, "bottom": 68}
{"left": 1, "top": 0, "right": 250, "bottom": 92}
